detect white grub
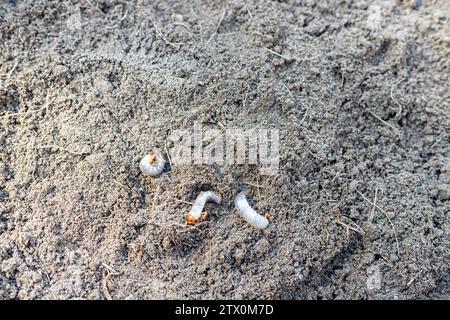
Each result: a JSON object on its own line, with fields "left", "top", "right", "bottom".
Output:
{"left": 186, "top": 191, "right": 221, "bottom": 225}
{"left": 235, "top": 193, "right": 269, "bottom": 230}
{"left": 139, "top": 149, "right": 166, "bottom": 177}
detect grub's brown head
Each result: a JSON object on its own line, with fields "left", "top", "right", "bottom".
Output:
{"left": 147, "top": 151, "right": 157, "bottom": 164}
{"left": 186, "top": 212, "right": 198, "bottom": 225}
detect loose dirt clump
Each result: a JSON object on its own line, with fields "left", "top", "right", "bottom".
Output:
{"left": 0, "top": 0, "right": 448, "bottom": 299}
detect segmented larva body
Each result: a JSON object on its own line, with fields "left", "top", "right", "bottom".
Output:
{"left": 235, "top": 193, "right": 269, "bottom": 230}
{"left": 186, "top": 191, "right": 222, "bottom": 225}
{"left": 139, "top": 149, "right": 166, "bottom": 177}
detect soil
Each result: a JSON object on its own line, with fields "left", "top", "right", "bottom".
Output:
{"left": 0, "top": 0, "right": 449, "bottom": 299}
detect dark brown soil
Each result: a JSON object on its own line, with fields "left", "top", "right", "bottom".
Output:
{"left": 0, "top": 0, "right": 449, "bottom": 299}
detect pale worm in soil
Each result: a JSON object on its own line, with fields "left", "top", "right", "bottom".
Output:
{"left": 139, "top": 149, "right": 166, "bottom": 176}
{"left": 186, "top": 191, "right": 222, "bottom": 225}
{"left": 235, "top": 193, "right": 269, "bottom": 230}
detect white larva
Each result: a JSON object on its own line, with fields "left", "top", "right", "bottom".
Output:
{"left": 235, "top": 192, "right": 269, "bottom": 230}
{"left": 186, "top": 191, "right": 222, "bottom": 225}
{"left": 139, "top": 149, "right": 166, "bottom": 177}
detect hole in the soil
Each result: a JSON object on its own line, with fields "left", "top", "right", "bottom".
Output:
{"left": 191, "top": 183, "right": 215, "bottom": 195}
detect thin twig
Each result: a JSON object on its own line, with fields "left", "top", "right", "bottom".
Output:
{"left": 155, "top": 66, "right": 169, "bottom": 82}
{"left": 113, "top": 178, "right": 132, "bottom": 192}
{"left": 1, "top": 94, "right": 57, "bottom": 119}
{"left": 173, "top": 22, "right": 197, "bottom": 43}
{"left": 430, "top": 134, "right": 445, "bottom": 149}
{"left": 101, "top": 272, "right": 113, "bottom": 300}
{"left": 101, "top": 263, "right": 118, "bottom": 274}
{"left": 245, "top": 6, "right": 253, "bottom": 20}
{"left": 407, "top": 270, "right": 423, "bottom": 286}
{"left": 368, "top": 249, "right": 390, "bottom": 263}
{"left": 6, "top": 60, "right": 19, "bottom": 80}
{"left": 119, "top": 6, "right": 128, "bottom": 22}
{"left": 1, "top": 106, "right": 46, "bottom": 119}
{"left": 147, "top": 220, "right": 205, "bottom": 233}
{"left": 281, "top": 81, "right": 294, "bottom": 100}
{"left": 341, "top": 215, "right": 365, "bottom": 234}
{"left": 369, "top": 188, "right": 378, "bottom": 223}
{"left": 369, "top": 111, "right": 400, "bottom": 134}
{"left": 245, "top": 179, "right": 262, "bottom": 202}
{"left": 335, "top": 213, "right": 364, "bottom": 235}
{"left": 217, "top": 121, "right": 227, "bottom": 131}
{"left": 331, "top": 171, "right": 340, "bottom": 182}
{"left": 173, "top": 199, "right": 194, "bottom": 205}
{"left": 0, "top": 84, "right": 71, "bottom": 119}
{"left": 207, "top": 8, "right": 226, "bottom": 45}
{"left": 390, "top": 80, "right": 403, "bottom": 119}
{"left": 306, "top": 148, "right": 320, "bottom": 159}
{"left": 263, "top": 47, "right": 290, "bottom": 60}
{"left": 150, "top": 18, "right": 181, "bottom": 49}
{"left": 356, "top": 190, "right": 400, "bottom": 256}
{"left": 299, "top": 108, "right": 310, "bottom": 127}
{"left": 86, "top": 0, "right": 106, "bottom": 16}
{"left": 101, "top": 264, "right": 121, "bottom": 300}
{"left": 218, "top": 121, "right": 239, "bottom": 143}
